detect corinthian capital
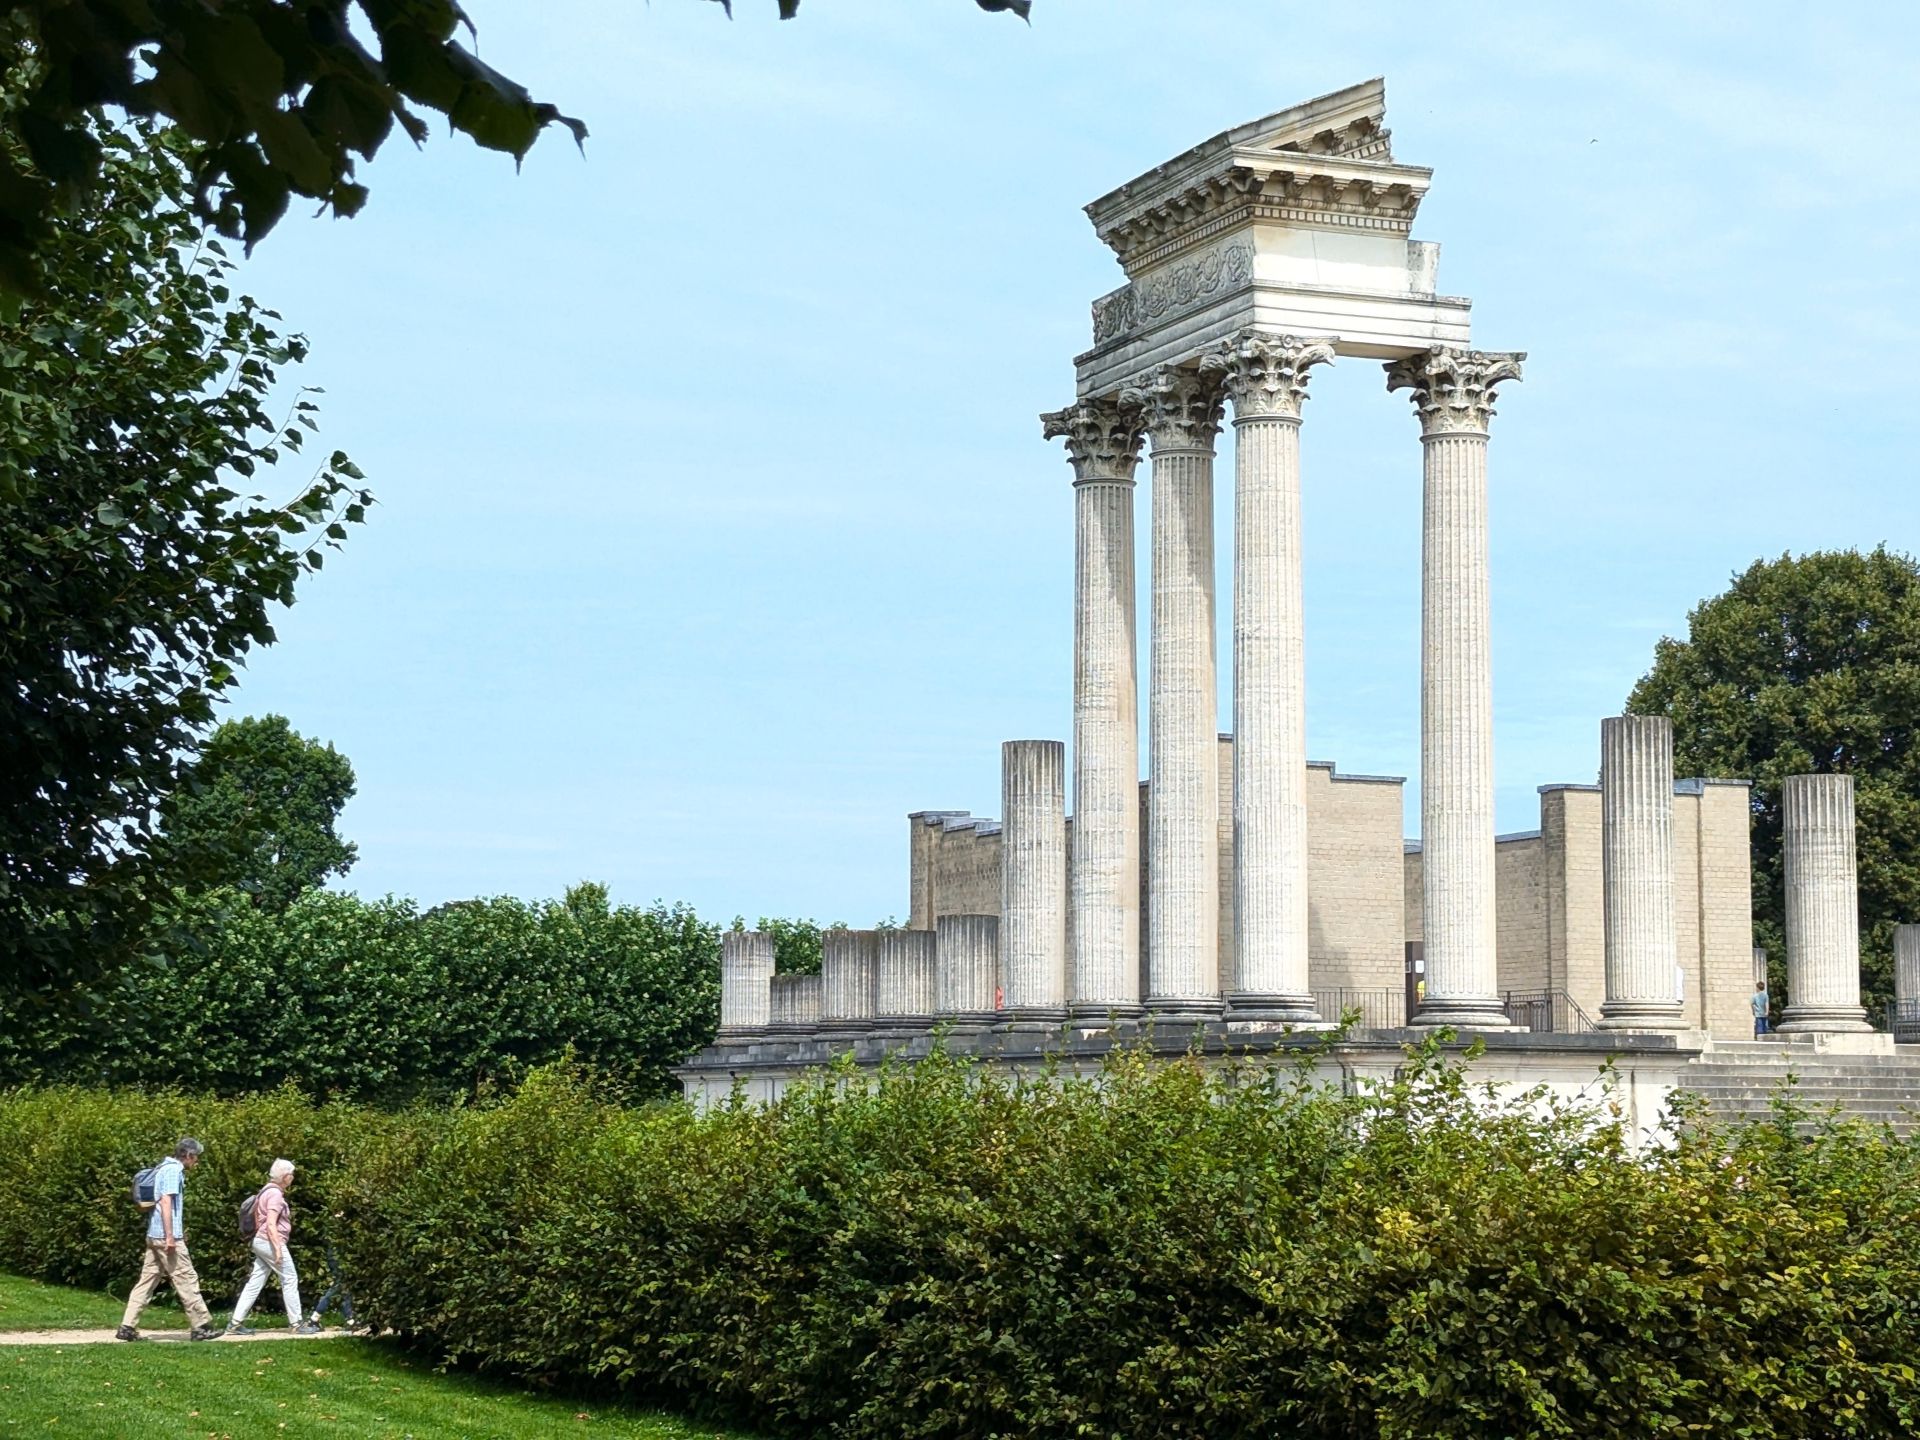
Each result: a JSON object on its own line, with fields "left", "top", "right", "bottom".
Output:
{"left": 1385, "top": 346, "right": 1525, "bottom": 436}
{"left": 1201, "top": 330, "right": 1337, "bottom": 421}
{"left": 1119, "top": 366, "right": 1224, "bottom": 454}
{"left": 1041, "top": 395, "right": 1145, "bottom": 483}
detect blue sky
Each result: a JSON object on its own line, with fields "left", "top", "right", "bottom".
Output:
{"left": 227, "top": 0, "right": 1920, "bottom": 924}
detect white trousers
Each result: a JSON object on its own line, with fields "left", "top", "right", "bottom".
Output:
{"left": 231, "top": 1235, "right": 302, "bottom": 1325}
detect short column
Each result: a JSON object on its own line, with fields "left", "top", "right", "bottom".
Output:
{"left": 1206, "top": 332, "right": 1335, "bottom": 1022}
{"left": 1387, "top": 346, "right": 1524, "bottom": 1029}
{"left": 1043, "top": 398, "right": 1146, "bottom": 1020}
{"left": 767, "top": 973, "right": 822, "bottom": 1036}
{"left": 1000, "top": 739, "right": 1068, "bottom": 1023}
{"left": 1894, "top": 924, "right": 1920, "bottom": 1041}
{"left": 820, "top": 929, "right": 879, "bottom": 1034}
{"left": 718, "top": 931, "right": 776, "bottom": 1039}
{"left": 1598, "top": 715, "right": 1684, "bottom": 1030}
{"left": 934, "top": 914, "right": 1000, "bottom": 1027}
{"left": 1129, "top": 365, "right": 1225, "bottom": 1017}
{"left": 1779, "top": 773, "right": 1870, "bottom": 1033}
{"left": 876, "top": 929, "right": 937, "bottom": 1030}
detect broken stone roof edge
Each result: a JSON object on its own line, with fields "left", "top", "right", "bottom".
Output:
{"left": 1085, "top": 76, "right": 1390, "bottom": 226}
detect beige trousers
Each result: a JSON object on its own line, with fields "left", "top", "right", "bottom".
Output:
{"left": 120, "top": 1238, "right": 214, "bottom": 1330}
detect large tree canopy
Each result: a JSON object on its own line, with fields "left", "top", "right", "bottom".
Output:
{"left": 0, "top": 0, "right": 1030, "bottom": 294}
{"left": 1627, "top": 548, "right": 1920, "bottom": 1013}
{"left": 154, "top": 713, "right": 358, "bottom": 910}
{"left": 0, "top": 80, "right": 368, "bottom": 992}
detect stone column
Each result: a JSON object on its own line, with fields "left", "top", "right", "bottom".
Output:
{"left": 1894, "top": 924, "right": 1920, "bottom": 1039}
{"left": 718, "top": 930, "right": 776, "bottom": 1039}
{"left": 1001, "top": 739, "right": 1068, "bottom": 1022}
{"left": 1043, "top": 398, "right": 1146, "bottom": 1020}
{"left": 1779, "top": 773, "right": 1870, "bottom": 1033}
{"left": 1598, "top": 715, "right": 1684, "bottom": 1030}
{"left": 1128, "top": 365, "right": 1225, "bottom": 1017}
{"left": 1206, "top": 332, "right": 1334, "bottom": 1021}
{"left": 934, "top": 914, "right": 1000, "bottom": 1026}
{"left": 876, "top": 929, "right": 937, "bottom": 1029}
{"left": 767, "top": 973, "right": 822, "bottom": 1035}
{"left": 820, "top": 929, "right": 879, "bottom": 1034}
{"left": 1387, "top": 346, "right": 1524, "bottom": 1029}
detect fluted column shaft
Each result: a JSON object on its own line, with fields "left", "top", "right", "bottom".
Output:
{"left": 1209, "top": 333, "right": 1334, "bottom": 1021}
{"left": 1599, "top": 715, "right": 1683, "bottom": 1029}
{"left": 1779, "top": 773, "right": 1870, "bottom": 1032}
{"left": 820, "top": 929, "right": 879, "bottom": 1032}
{"left": 1135, "top": 368, "right": 1224, "bottom": 1016}
{"left": 1001, "top": 739, "right": 1068, "bottom": 1020}
{"left": 767, "top": 973, "right": 822, "bottom": 1034}
{"left": 934, "top": 914, "right": 1000, "bottom": 1025}
{"left": 1389, "top": 347, "right": 1523, "bottom": 1029}
{"left": 876, "top": 929, "right": 937, "bottom": 1026}
{"left": 1043, "top": 399, "right": 1145, "bottom": 1019}
{"left": 718, "top": 931, "right": 776, "bottom": 1038}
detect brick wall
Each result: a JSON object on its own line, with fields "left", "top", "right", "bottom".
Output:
{"left": 907, "top": 813, "right": 1004, "bottom": 924}
{"left": 1695, "top": 779, "right": 1757, "bottom": 1040}
{"left": 1495, "top": 834, "right": 1550, "bottom": 996}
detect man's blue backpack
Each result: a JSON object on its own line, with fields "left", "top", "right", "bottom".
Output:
{"left": 131, "top": 1163, "right": 159, "bottom": 1211}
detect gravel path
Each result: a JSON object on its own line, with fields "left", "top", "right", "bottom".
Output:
{"left": 0, "top": 1325, "right": 353, "bottom": 1347}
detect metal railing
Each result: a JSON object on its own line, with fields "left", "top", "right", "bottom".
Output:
{"left": 1891, "top": 998, "right": 1920, "bottom": 1044}
{"left": 1500, "top": 990, "right": 1600, "bottom": 1034}
{"left": 1311, "top": 987, "right": 1405, "bottom": 1030}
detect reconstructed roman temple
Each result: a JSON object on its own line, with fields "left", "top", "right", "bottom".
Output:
{"left": 678, "top": 80, "right": 1920, "bottom": 1136}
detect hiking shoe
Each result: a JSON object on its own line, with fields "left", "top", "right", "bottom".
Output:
{"left": 224, "top": 1323, "right": 256, "bottom": 1337}
{"left": 293, "top": 1321, "right": 322, "bottom": 1336}
{"left": 187, "top": 1324, "right": 221, "bottom": 1342}
{"left": 113, "top": 1325, "right": 141, "bottom": 1342}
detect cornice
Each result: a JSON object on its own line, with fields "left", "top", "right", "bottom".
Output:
{"left": 1082, "top": 78, "right": 1434, "bottom": 269}
{"left": 1097, "top": 157, "right": 1433, "bottom": 271}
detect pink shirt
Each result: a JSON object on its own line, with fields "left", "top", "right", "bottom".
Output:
{"left": 254, "top": 1184, "right": 292, "bottom": 1245}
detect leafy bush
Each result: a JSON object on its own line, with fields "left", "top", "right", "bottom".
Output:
{"left": 1, "top": 884, "right": 719, "bottom": 1105}
{"left": 0, "top": 1084, "right": 429, "bottom": 1294}
{"left": 2, "top": 1051, "right": 1917, "bottom": 1438}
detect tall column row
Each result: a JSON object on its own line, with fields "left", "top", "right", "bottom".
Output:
{"left": 1040, "top": 342, "right": 1525, "bottom": 1029}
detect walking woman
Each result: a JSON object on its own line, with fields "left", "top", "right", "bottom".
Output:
{"left": 227, "top": 1159, "right": 320, "bottom": 1335}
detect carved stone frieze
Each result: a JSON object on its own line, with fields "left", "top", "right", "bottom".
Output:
{"left": 1385, "top": 346, "right": 1525, "bottom": 435}
{"left": 1090, "top": 286, "right": 1136, "bottom": 346}
{"left": 1088, "top": 241, "right": 1252, "bottom": 348}
{"left": 1119, "top": 366, "right": 1225, "bottom": 453}
{"left": 1040, "top": 396, "right": 1146, "bottom": 483}
{"left": 1200, "top": 330, "right": 1337, "bottom": 421}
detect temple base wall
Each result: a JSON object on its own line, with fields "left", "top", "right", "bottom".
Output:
{"left": 676, "top": 1025, "right": 1709, "bottom": 1154}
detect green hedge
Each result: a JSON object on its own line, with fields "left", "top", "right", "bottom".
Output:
{"left": 0, "top": 884, "right": 719, "bottom": 1105}
{"left": 3, "top": 1051, "right": 1918, "bottom": 1438}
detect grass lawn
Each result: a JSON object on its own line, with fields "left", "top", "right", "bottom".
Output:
{"left": 0, "top": 1274, "right": 756, "bottom": 1438}
{"left": 0, "top": 1340, "right": 746, "bottom": 1439}
{"left": 0, "top": 1269, "right": 291, "bottom": 1333}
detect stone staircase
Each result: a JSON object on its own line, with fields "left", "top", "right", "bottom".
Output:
{"left": 1676, "top": 1040, "right": 1920, "bottom": 1137}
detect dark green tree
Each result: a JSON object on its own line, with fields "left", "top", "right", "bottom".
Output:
{"left": 1627, "top": 548, "right": 1920, "bottom": 1013}
{"left": 155, "top": 714, "right": 358, "bottom": 909}
{"left": 0, "top": 1, "right": 1029, "bottom": 294}
{"left": 0, "top": 78, "right": 368, "bottom": 993}
{"left": 740, "top": 915, "right": 845, "bottom": 976}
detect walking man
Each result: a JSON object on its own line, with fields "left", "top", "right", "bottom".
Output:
{"left": 1753, "top": 980, "right": 1772, "bottom": 1037}
{"left": 116, "top": 1137, "right": 219, "bottom": 1341}
{"left": 228, "top": 1159, "right": 320, "bottom": 1336}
